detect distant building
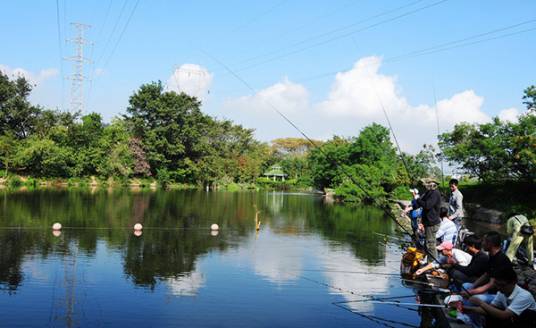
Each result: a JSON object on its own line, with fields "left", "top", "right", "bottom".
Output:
{"left": 263, "top": 165, "right": 288, "bottom": 181}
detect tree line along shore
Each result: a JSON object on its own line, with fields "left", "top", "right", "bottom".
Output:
{"left": 0, "top": 72, "right": 534, "bottom": 216}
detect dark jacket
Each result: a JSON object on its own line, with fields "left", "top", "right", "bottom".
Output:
{"left": 415, "top": 189, "right": 441, "bottom": 226}
{"left": 453, "top": 251, "right": 489, "bottom": 278}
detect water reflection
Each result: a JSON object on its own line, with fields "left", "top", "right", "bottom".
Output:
{"left": 166, "top": 271, "right": 205, "bottom": 297}
{"left": 0, "top": 190, "right": 415, "bottom": 327}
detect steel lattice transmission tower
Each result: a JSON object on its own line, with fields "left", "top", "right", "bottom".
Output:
{"left": 65, "top": 22, "right": 91, "bottom": 114}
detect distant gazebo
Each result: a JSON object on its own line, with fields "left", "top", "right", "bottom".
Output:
{"left": 263, "top": 165, "right": 288, "bottom": 181}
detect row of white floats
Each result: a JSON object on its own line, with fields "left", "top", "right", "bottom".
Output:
{"left": 51, "top": 222, "right": 220, "bottom": 237}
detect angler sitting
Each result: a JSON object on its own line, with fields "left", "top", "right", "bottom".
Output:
{"left": 436, "top": 207, "right": 458, "bottom": 245}
{"left": 462, "top": 232, "right": 513, "bottom": 304}
{"left": 463, "top": 267, "right": 536, "bottom": 328}
{"left": 414, "top": 241, "right": 472, "bottom": 276}
{"left": 450, "top": 235, "right": 489, "bottom": 287}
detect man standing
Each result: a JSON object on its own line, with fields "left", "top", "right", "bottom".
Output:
{"left": 414, "top": 177, "right": 442, "bottom": 262}
{"left": 448, "top": 178, "right": 464, "bottom": 229}
{"left": 505, "top": 214, "right": 535, "bottom": 269}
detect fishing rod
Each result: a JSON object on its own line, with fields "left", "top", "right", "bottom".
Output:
{"left": 432, "top": 86, "right": 445, "bottom": 188}
{"left": 332, "top": 302, "right": 419, "bottom": 328}
{"left": 202, "top": 51, "right": 474, "bottom": 296}
{"left": 301, "top": 269, "right": 403, "bottom": 276}
{"left": 374, "top": 92, "right": 415, "bottom": 184}
{"left": 365, "top": 300, "right": 445, "bottom": 308}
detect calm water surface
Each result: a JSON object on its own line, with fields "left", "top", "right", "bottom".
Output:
{"left": 0, "top": 190, "right": 424, "bottom": 327}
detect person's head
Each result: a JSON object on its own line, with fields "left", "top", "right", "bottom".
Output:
{"left": 463, "top": 235, "right": 482, "bottom": 254}
{"left": 421, "top": 177, "right": 439, "bottom": 191}
{"left": 483, "top": 231, "right": 502, "bottom": 252}
{"left": 439, "top": 207, "right": 449, "bottom": 219}
{"left": 492, "top": 267, "right": 518, "bottom": 296}
{"left": 437, "top": 241, "right": 454, "bottom": 256}
{"left": 449, "top": 178, "right": 459, "bottom": 192}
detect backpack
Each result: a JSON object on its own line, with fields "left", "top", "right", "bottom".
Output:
{"left": 515, "top": 216, "right": 535, "bottom": 236}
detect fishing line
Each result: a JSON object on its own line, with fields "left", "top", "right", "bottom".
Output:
{"left": 301, "top": 269, "right": 402, "bottom": 276}
{"left": 202, "top": 51, "right": 475, "bottom": 302}
{"left": 374, "top": 91, "right": 414, "bottom": 184}
{"left": 366, "top": 300, "right": 445, "bottom": 308}
{"left": 203, "top": 49, "right": 420, "bottom": 240}
{"left": 432, "top": 85, "right": 445, "bottom": 188}
{"left": 333, "top": 302, "right": 418, "bottom": 328}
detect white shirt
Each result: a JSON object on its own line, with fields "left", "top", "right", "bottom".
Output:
{"left": 451, "top": 249, "right": 472, "bottom": 266}
{"left": 491, "top": 284, "right": 536, "bottom": 316}
{"left": 435, "top": 249, "right": 472, "bottom": 268}
{"left": 436, "top": 218, "right": 458, "bottom": 244}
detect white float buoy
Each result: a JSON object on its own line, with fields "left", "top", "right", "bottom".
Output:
{"left": 52, "top": 222, "right": 62, "bottom": 230}
{"left": 52, "top": 230, "right": 62, "bottom": 237}
{"left": 134, "top": 223, "right": 143, "bottom": 231}
{"left": 210, "top": 223, "right": 219, "bottom": 231}
{"left": 210, "top": 230, "right": 219, "bottom": 237}
{"left": 134, "top": 230, "right": 143, "bottom": 237}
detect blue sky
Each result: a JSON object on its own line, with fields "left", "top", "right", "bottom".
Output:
{"left": 1, "top": 0, "right": 535, "bottom": 150}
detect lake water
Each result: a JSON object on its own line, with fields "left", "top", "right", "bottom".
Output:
{"left": 0, "top": 189, "right": 426, "bottom": 327}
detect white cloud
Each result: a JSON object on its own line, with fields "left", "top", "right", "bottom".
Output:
{"left": 222, "top": 56, "right": 495, "bottom": 153}
{"left": 227, "top": 77, "right": 309, "bottom": 114}
{"left": 315, "top": 56, "right": 490, "bottom": 152}
{"left": 167, "top": 64, "right": 213, "bottom": 100}
{"left": 317, "top": 56, "right": 406, "bottom": 119}
{"left": 223, "top": 78, "right": 310, "bottom": 141}
{"left": 0, "top": 64, "right": 58, "bottom": 85}
{"left": 498, "top": 107, "right": 520, "bottom": 123}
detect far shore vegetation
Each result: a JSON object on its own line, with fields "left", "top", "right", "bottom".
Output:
{"left": 0, "top": 72, "right": 534, "bottom": 216}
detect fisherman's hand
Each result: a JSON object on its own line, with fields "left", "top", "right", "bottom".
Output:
{"left": 415, "top": 269, "right": 424, "bottom": 276}
{"left": 461, "top": 290, "right": 471, "bottom": 299}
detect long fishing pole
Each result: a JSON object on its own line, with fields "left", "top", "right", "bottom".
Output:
{"left": 202, "top": 51, "right": 473, "bottom": 296}
{"left": 374, "top": 92, "right": 415, "bottom": 184}
{"left": 433, "top": 85, "right": 445, "bottom": 188}
{"left": 333, "top": 302, "right": 419, "bottom": 328}
{"left": 365, "top": 300, "right": 445, "bottom": 308}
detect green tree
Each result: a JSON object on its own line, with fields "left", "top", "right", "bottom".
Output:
{"left": 125, "top": 82, "right": 211, "bottom": 179}
{"left": 96, "top": 119, "right": 134, "bottom": 178}
{"left": 0, "top": 72, "right": 41, "bottom": 139}
{"left": 0, "top": 133, "right": 16, "bottom": 175}
{"left": 523, "top": 85, "right": 536, "bottom": 112}
{"left": 308, "top": 124, "right": 399, "bottom": 203}
{"left": 439, "top": 115, "right": 535, "bottom": 184}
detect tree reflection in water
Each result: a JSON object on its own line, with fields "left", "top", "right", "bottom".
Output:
{"left": 0, "top": 189, "right": 394, "bottom": 292}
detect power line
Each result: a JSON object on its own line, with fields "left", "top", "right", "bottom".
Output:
{"left": 102, "top": 0, "right": 141, "bottom": 68}
{"left": 55, "top": 0, "right": 65, "bottom": 112}
{"left": 231, "top": 0, "right": 289, "bottom": 33}
{"left": 233, "top": 0, "right": 426, "bottom": 69}
{"left": 95, "top": 0, "right": 114, "bottom": 43}
{"left": 86, "top": 0, "right": 114, "bottom": 113}
{"left": 95, "top": 0, "right": 129, "bottom": 65}
{"left": 226, "top": 0, "right": 449, "bottom": 74}
{"left": 295, "top": 19, "right": 536, "bottom": 83}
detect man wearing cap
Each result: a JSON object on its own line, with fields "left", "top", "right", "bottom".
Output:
{"left": 413, "top": 177, "right": 442, "bottom": 262}
{"left": 414, "top": 241, "right": 472, "bottom": 276}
